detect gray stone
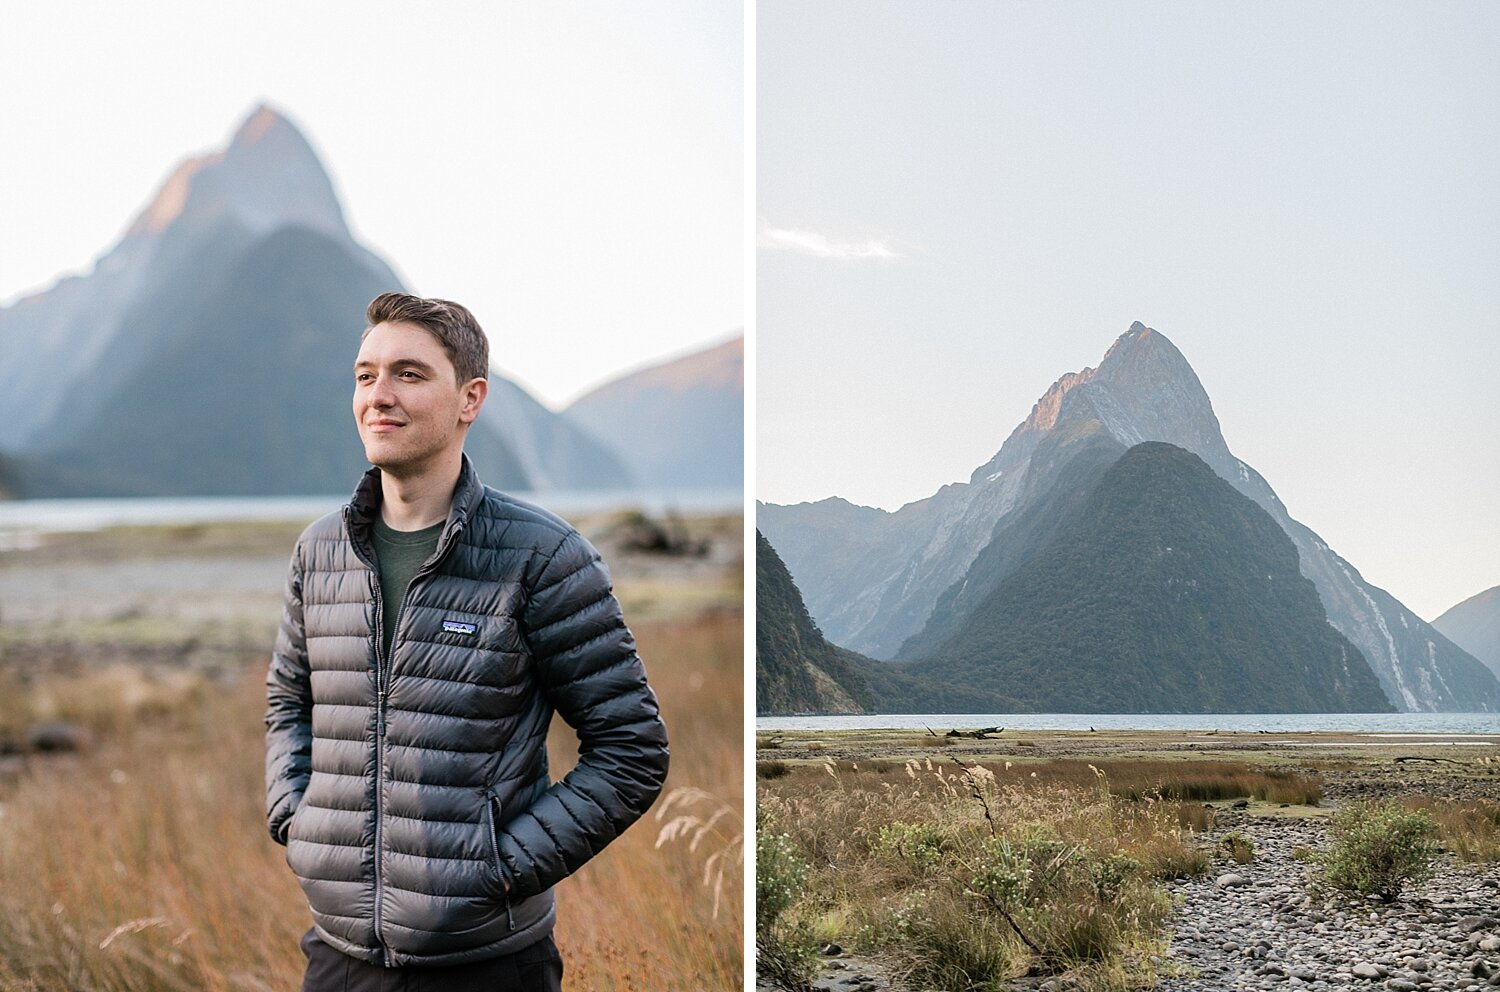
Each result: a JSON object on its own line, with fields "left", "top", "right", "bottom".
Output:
{"left": 1353, "top": 964, "right": 1385, "bottom": 980}
{"left": 25, "top": 721, "right": 89, "bottom": 753}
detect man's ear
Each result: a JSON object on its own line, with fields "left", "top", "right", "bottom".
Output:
{"left": 458, "top": 377, "right": 488, "bottom": 425}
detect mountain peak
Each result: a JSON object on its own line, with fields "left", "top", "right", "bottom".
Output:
{"left": 1095, "top": 322, "right": 1198, "bottom": 386}
{"left": 218, "top": 104, "right": 347, "bottom": 238}
{"left": 124, "top": 103, "right": 348, "bottom": 245}
{"left": 230, "top": 103, "right": 294, "bottom": 148}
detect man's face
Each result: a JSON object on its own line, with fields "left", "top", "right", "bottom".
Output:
{"left": 353, "top": 321, "right": 485, "bottom": 478}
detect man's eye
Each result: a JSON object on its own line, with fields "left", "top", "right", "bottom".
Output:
{"left": 356, "top": 373, "right": 373, "bottom": 383}
{"left": 400, "top": 370, "right": 421, "bottom": 379}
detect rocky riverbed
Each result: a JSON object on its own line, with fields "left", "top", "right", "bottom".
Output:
{"left": 1154, "top": 805, "right": 1500, "bottom": 992}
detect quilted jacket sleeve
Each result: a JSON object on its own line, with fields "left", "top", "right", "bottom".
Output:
{"left": 496, "top": 529, "right": 671, "bottom": 897}
{"left": 264, "top": 540, "right": 313, "bottom": 846}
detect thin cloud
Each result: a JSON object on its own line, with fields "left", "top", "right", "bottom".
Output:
{"left": 758, "top": 225, "right": 902, "bottom": 261}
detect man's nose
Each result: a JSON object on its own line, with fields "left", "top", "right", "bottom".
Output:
{"left": 369, "top": 373, "right": 397, "bottom": 407}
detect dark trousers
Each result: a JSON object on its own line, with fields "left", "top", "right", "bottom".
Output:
{"left": 299, "top": 928, "right": 564, "bottom": 992}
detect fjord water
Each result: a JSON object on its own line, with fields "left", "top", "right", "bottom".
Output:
{"left": 757, "top": 712, "right": 1500, "bottom": 734}
{"left": 0, "top": 489, "right": 743, "bottom": 549}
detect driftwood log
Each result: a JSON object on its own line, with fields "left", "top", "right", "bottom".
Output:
{"left": 945, "top": 726, "right": 1004, "bottom": 739}
{"left": 1393, "top": 755, "right": 1466, "bottom": 766}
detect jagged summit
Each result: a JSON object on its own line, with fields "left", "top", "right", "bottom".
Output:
{"left": 972, "top": 322, "right": 1219, "bottom": 487}
{"left": 125, "top": 103, "right": 345, "bottom": 245}
{"left": 1095, "top": 322, "right": 1198, "bottom": 384}
{"left": 231, "top": 103, "right": 294, "bottom": 146}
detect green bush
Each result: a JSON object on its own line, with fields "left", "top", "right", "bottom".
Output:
{"left": 756, "top": 830, "right": 817, "bottom": 989}
{"left": 874, "top": 821, "right": 947, "bottom": 870}
{"left": 756, "top": 831, "right": 807, "bottom": 933}
{"left": 968, "top": 824, "right": 1161, "bottom": 967}
{"left": 1318, "top": 800, "right": 1437, "bottom": 901}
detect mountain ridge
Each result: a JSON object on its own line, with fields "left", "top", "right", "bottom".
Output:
{"left": 898, "top": 442, "right": 1393, "bottom": 713}
{"left": 564, "top": 335, "right": 743, "bottom": 488}
{"left": 0, "top": 104, "right": 653, "bottom": 497}
{"left": 760, "top": 322, "right": 1500, "bottom": 712}
{"left": 1433, "top": 585, "right": 1500, "bottom": 682}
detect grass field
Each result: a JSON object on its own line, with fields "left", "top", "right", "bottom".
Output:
{"left": 0, "top": 517, "right": 743, "bottom": 991}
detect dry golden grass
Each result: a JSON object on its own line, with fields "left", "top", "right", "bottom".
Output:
{"left": 780, "top": 756, "right": 1322, "bottom": 807}
{"left": 1401, "top": 796, "right": 1500, "bottom": 863}
{"left": 0, "top": 611, "right": 742, "bottom": 991}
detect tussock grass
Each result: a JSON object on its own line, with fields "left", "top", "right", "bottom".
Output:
{"left": 789, "top": 756, "right": 1322, "bottom": 806}
{"left": 759, "top": 757, "right": 1209, "bottom": 990}
{"left": 0, "top": 664, "right": 213, "bottom": 750}
{"left": 1401, "top": 796, "right": 1500, "bottom": 863}
{"left": 0, "top": 610, "right": 742, "bottom": 991}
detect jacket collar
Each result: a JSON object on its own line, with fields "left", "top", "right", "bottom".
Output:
{"left": 343, "top": 454, "right": 484, "bottom": 560}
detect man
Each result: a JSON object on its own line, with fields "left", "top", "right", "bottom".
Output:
{"left": 265, "top": 292, "right": 669, "bottom": 988}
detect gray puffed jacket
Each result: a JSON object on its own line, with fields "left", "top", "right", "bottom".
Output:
{"left": 265, "top": 457, "right": 669, "bottom": 966}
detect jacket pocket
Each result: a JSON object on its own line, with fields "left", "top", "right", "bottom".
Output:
{"left": 480, "top": 791, "right": 509, "bottom": 899}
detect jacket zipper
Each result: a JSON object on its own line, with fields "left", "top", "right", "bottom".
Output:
{"left": 370, "top": 577, "right": 389, "bottom": 964}
{"left": 350, "top": 511, "right": 464, "bottom": 964}
{"left": 486, "top": 793, "right": 514, "bottom": 931}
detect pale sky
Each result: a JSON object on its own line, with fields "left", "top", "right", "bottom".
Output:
{"left": 0, "top": 1, "right": 741, "bottom": 409}
{"left": 758, "top": 1, "right": 1499, "bottom": 621}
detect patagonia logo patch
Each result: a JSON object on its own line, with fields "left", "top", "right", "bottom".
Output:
{"left": 442, "top": 619, "right": 478, "bottom": 636}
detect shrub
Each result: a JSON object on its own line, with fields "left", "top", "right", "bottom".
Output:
{"left": 757, "top": 760, "right": 791, "bottom": 780}
{"left": 969, "top": 825, "right": 1164, "bottom": 967}
{"left": 1317, "top": 800, "right": 1437, "bottom": 901}
{"left": 874, "top": 821, "right": 947, "bottom": 871}
{"left": 756, "top": 831, "right": 807, "bottom": 934}
{"left": 1221, "top": 832, "right": 1255, "bottom": 864}
{"left": 755, "top": 830, "right": 817, "bottom": 988}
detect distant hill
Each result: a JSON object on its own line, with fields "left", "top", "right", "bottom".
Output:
{"left": 1433, "top": 586, "right": 1500, "bottom": 682}
{"left": 0, "top": 104, "right": 631, "bottom": 496}
{"left": 756, "top": 530, "right": 876, "bottom": 715}
{"left": 761, "top": 323, "right": 1500, "bottom": 712}
{"left": 565, "top": 336, "right": 743, "bottom": 489}
{"left": 898, "top": 443, "right": 1394, "bottom": 713}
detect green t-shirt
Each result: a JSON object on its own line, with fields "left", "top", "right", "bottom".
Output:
{"left": 371, "top": 516, "right": 444, "bottom": 656}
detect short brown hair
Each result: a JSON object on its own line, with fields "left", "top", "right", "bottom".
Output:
{"left": 364, "top": 292, "right": 490, "bottom": 383}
